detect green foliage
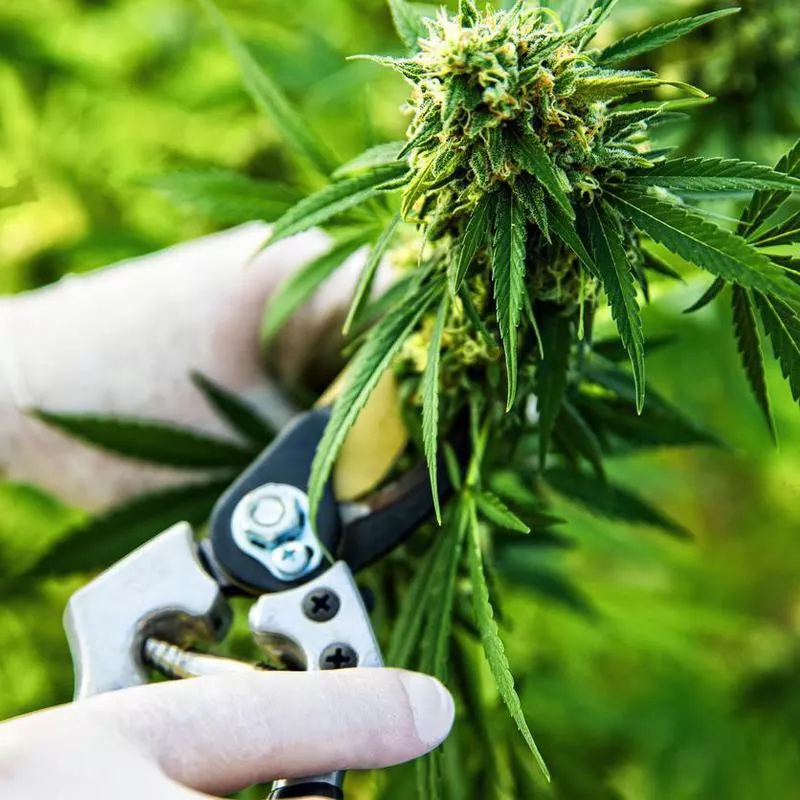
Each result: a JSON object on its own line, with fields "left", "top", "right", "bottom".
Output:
{"left": 198, "top": 0, "right": 336, "bottom": 176}
{"left": 31, "top": 411, "right": 257, "bottom": 469}
{"left": 598, "top": 8, "right": 740, "bottom": 67}
{"left": 422, "top": 295, "right": 450, "bottom": 523}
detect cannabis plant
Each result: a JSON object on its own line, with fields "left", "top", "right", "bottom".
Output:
{"left": 18, "top": 0, "right": 800, "bottom": 797}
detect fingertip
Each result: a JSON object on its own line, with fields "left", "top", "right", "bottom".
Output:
{"left": 395, "top": 671, "right": 455, "bottom": 752}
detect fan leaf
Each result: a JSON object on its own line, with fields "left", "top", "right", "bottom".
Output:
{"left": 492, "top": 186, "right": 528, "bottom": 410}
{"left": 31, "top": 411, "right": 256, "bottom": 469}
{"left": 268, "top": 165, "right": 408, "bottom": 245}
{"left": 598, "top": 8, "right": 739, "bottom": 67}
{"left": 731, "top": 286, "right": 776, "bottom": 440}
{"left": 536, "top": 311, "right": 573, "bottom": 467}
{"left": 307, "top": 281, "right": 442, "bottom": 518}
{"left": 466, "top": 497, "right": 550, "bottom": 780}
{"left": 422, "top": 295, "right": 450, "bottom": 523}
{"left": 609, "top": 189, "right": 800, "bottom": 306}
{"left": 586, "top": 203, "right": 646, "bottom": 412}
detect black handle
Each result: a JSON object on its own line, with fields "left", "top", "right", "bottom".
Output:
{"left": 268, "top": 782, "right": 343, "bottom": 799}
{"left": 209, "top": 409, "right": 340, "bottom": 595}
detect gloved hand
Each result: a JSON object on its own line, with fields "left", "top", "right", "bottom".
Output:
{"left": 0, "top": 223, "right": 379, "bottom": 510}
{"left": 0, "top": 667, "right": 453, "bottom": 800}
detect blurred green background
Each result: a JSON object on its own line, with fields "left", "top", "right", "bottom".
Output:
{"left": 1, "top": 1, "right": 798, "bottom": 798}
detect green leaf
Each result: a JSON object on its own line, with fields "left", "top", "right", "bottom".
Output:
{"left": 609, "top": 189, "right": 800, "bottom": 306}
{"left": 198, "top": 0, "right": 335, "bottom": 176}
{"left": 750, "top": 211, "right": 800, "bottom": 248}
{"left": 190, "top": 372, "right": 275, "bottom": 446}
{"left": 510, "top": 132, "right": 574, "bottom": 220}
{"left": 598, "top": 8, "right": 739, "bottom": 67}
{"left": 586, "top": 203, "right": 645, "bottom": 412}
{"left": 421, "top": 505, "right": 468, "bottom": 679}
{"left": 624, "top": 157, "right": 800, "bottom": 193}
{"left": 308, "top": 281, "right": 442, "bottom": 519}
{"left": 450, "top": 195, "right": 492, "bottom": 295}
{"left": 555, "top": 400, "right": 606, "bottom": 480}
{"left": 536, "top": 311, "right": 573, "bottom": 467}
{"left": 263, "top": 235, "right": 369, "bottom": 340}
{"left": 465, "top": 498, "right": 550, "bottom": 780}
{"left": 387, "top": 0, "right": 428, "bottom": 51}
{"left": 731, "top": 286, "right": 776, "bottom": 441}
{"left": 31, "top": 411, "right": 256, "bottom": 469}
{"left": 548, "top": 201, "right": 598, "bottom": 277}
{"left": 572, "top": 73, "right": 707, "bottom": 103}
{"left": 343, "top": 213, "right": 402, "bottom": 335}
{"left": 492, "top": 186, "right": 528, "bottom": 411}
{"left": 684, "top": 277, "right": 726, "bottom": 314}
{"left": 268, "top": 165, "right": 407, "bottom": 245}
{"left": 423, "top": 296, "right": 450, "bottom": 524}
{"left": 755, "top": 294, "right": 800, "bottom": 404}
{"left": 513, "top": 174, "right": 550, "bottom": 241}
{"left": 740, "top": 138, "right": 800, "bottom": 238}
{"left": 333, "top": 142, "right": 406, "bottom": 178}
{"left": 474, "top": 491, "right": 530, "bottom": 533}
{"left": 146, "top": 170, "right": 298, "bottom": 224}
{"left": 545, "top": 468, "right": 690, "bottom": 537}
{"left": 27, "top": 479, "right": 232, "bottom": 578}
{"left": 387, "top": 534, "right": 448, "bottom": 668}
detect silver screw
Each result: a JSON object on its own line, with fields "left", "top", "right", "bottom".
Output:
{"left": 270, "top": 541, "right": 311, "bottom": 578}
{"left": 250, "top": 496, "right": 286, "bottom": 527}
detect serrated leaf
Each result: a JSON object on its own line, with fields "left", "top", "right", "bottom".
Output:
{"left": 333, "top": 142, "right": 406, "bottom": 178}
{"left": 572, "top": 73, "right": 706, "bottom": 103}
{"left": 625, "top": 157, "right": 800, "bottom": 193}
{"left": 755, "top": 294, "right": 800, "bottom": 403}
{"left": 27, "top": 478, "right": 232, "bottom": 578}
{"left": 465, "top": 498, "right": 549, "bottom": 780}
{"left": 31, "top": 411, "right": 256, "bottom": 469}
{"left": 684, "top": 276, "right": 726, "bottom": 313}
{"left": 731, "top": 286, "right": 776, "bottom": 441}
{"left": 387, "top": 534, "right": 448, "bottom": 668}
{"left": 555, "top": 400, "right": 606, "bottom": 479}
{"left": 545, "top": 467, "right": 689, "bottom": 537}
{"left": 598, "top": 8, "right": 739, "bottom": 67}
{"left": 536, "top": 311, "right": 573, "bottom": 467}
{"left": 263, "top": 235, "right": 369, "bottom": 340}
{"left": 198, "top": 0, "right": 335, "bottom": 176}
{"left": 513, "top": 174, "right": 550, "bottom": 241}
{"left": 474, "top": 491, "right": 530, "bottom": 533}
{"left": 423, "top": 296, "right": 450, "bottom": 523}
{"left": 586, "top": 203, "right": 645, "bottom": 412}
{"left": 190, "top": 372, "right": 275, "bottom": 446}
{"left": 388, "top": 0, "right": 428, "bottom": 51}
{"left": 751, "top": 210, "right": 800, "bottom": 248}
{"left": 421, "top": 504, "right": 468, "bottom": 679}
{"left": 740, "top": 138, "right": 800, "bottom": 237}
{"left": 492, "top": 186, "right": 528, "bottom": 410}
{"left": 343, "top": 213, "right": 401, "bottom": 335}
{"left": 548, "top": 201, "right": 598, "bottom": 277}
{"left": 308, "top": 282, "right": 442, "bottom": 518}
{"left": 450, "top": 195, "right": 492, "bottom": 294}
{"left": 510, "top": 132, "right": 574, "bottom": 219}
{"left": 575, "top": 389, "right": 721, "bottom": 452}
{"left": 609, "top": 189, "right": 800, "bottom": 306}
{"left": 268, "top": 165, "right": 407, "bottom": 245}
{"left": 146, "top": 171, "right": 298, "bottom": 224}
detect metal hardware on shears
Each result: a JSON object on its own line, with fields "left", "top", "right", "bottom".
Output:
{"left": 64, "top": 408, "right": 450, "bottom": 800}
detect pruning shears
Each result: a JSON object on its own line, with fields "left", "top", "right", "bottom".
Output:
{"left": 63, "top": 380, "right": 450, "bottom": 800}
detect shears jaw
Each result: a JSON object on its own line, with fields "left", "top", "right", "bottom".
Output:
{"left": 65, "top": 522, "right": 230, "bottom": 700}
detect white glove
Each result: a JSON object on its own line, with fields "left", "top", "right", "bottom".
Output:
{"left": 0, "top": 667, "right": 453, "bottom": 800}
{"left": 0, "top": 223, "right": 376, "bottom": 510}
